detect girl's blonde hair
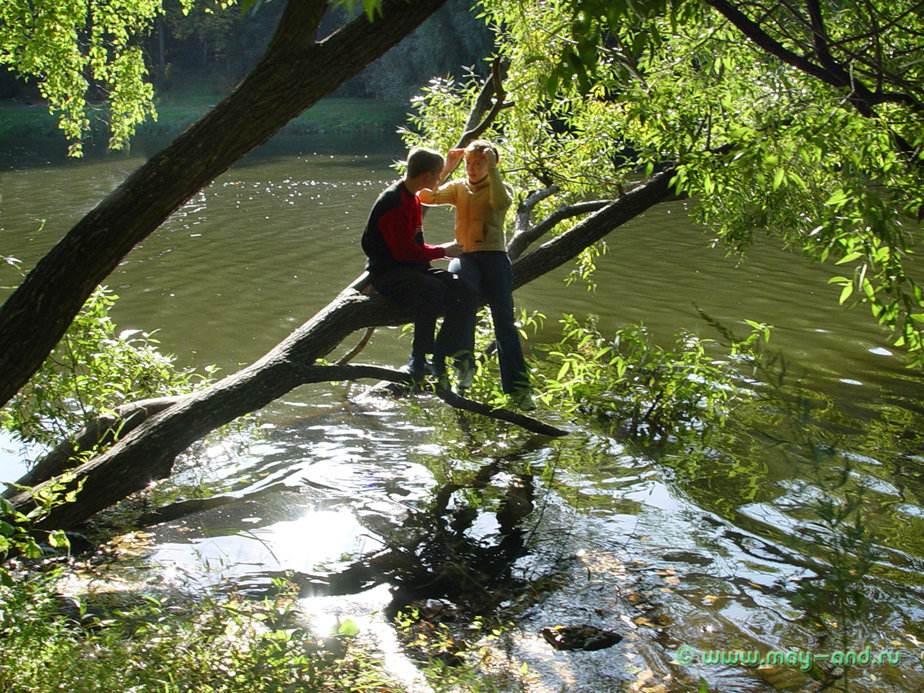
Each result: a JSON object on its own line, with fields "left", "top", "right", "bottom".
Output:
{"left": 465, "top": 139, "right": 499, "bottom": 163}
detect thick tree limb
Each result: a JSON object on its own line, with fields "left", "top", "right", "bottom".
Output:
{"left": 1, "top": 396, "right": 182, "bottom": 498}
{"left": 512, "top": 167, "right": 677, "bottom": 288}
{"left": 0, "top": 0, "right": 450, "bottom": 410}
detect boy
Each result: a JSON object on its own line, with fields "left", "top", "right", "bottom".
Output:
{"left": 361, "top": 147, "right": 475, "bottom": 380}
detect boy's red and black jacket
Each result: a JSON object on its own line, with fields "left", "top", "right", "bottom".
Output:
{"left": 361, "top": 180, "right": 446, "bottom": 272}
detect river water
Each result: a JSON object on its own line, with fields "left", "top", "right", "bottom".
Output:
{"left": 2, "top": 135, "right": 923, "bottom": 691}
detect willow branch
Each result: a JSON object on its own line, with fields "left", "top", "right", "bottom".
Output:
{"left": 336, "top": 327, "right": 376, "bottom": 365}
{"left": 439, "top": 59, "right": 510, "bottom": 185}
{"left": 508, "top": 199, "right": 612, "bottom": 261}
{"left": 456, "top": 58, "right": 509, "bottom": 148}
{"left": 514, "top": 186, "right": 560, "bottom": 236}
{"left": 512, "top": 167, "right": 677, "bottom": 289}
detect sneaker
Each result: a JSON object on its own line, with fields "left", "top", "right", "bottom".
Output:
{"left": 454, "top": 359, "right": 474, "bottom": 392}
{"left": 406, "top": 354, "right": 427, "bottom": 375}
{"left": 511, "top": 389, "right": 537, "bottom": 411}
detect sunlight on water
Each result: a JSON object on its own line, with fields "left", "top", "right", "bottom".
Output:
{"left": 150, "top": 509, "right": 383, "bottom": 586}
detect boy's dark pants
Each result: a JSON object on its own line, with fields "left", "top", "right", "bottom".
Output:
{"left": 370, "top": 266, "right": 476, "bottom": 372}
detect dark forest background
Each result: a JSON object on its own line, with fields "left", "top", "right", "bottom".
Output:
{"left": 0, "top": 0, "right": 494, "bottom": 105}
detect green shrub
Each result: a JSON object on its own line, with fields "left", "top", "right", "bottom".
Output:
{"left": 0, "top": 285, "right": 211, "bottom": 449}
{"left": 537, "top": 315, "right": 771, "bottom": 439}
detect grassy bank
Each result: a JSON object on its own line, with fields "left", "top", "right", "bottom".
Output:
{"left": 0, "top": 96, "right": 410, "bottom": 155}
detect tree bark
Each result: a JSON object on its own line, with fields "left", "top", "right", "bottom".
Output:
{"left": 0, "top": 0, "right": 450, "bottom": 410}
{"left": 6, "top": 168, "right": 676, "bottom": 530}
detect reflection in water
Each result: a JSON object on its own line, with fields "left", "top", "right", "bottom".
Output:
{"left": 2, "top": 146, "right": 924, "bottom": 690}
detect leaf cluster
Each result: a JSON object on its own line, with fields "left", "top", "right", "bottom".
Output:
{"left": 0, "top": 0, "right": 199, "bottom": 155}
{"left": 0, "top": 285, "right": 212, "bottom": 450}
{"left": 537, "top": 314, "right": 770, "bottom": 439}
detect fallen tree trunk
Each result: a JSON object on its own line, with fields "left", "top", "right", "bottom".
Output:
{"left": 6, "top": 166, "right": 676, "bottom": 529}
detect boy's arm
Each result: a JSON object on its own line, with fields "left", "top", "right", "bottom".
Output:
{"left": 378, "top": 207, "right": 449, "bottom": 263}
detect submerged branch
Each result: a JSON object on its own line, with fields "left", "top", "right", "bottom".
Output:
{"left": 297, "top": 362, "right": 568, "bottom": 437}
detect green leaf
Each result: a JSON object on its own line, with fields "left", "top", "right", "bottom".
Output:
{"left": 557, "top": 361, "right": 571, "bottom": 380}
{"left": 836, "top": 252, "right": 863, "bottom": 265}
{"left": 839, "top": 283, "right": 854, "bottom": 304}
{"left": 337, "top": 619, "right": 360, "bottom": 637}
{"left": 772, "top": 167, "right": 785, "bottom": 190}
{"left": 48, "top": 529, "right": 70, "bottom": 549}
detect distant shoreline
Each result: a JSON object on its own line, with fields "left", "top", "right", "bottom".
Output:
{"left": 0, "top": 96, "right": 409, "bottom": 160}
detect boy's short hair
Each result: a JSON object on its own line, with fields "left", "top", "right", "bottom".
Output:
{"left": 465, "top": 139, "right": 499, "bottom": 163}
{"left": 406, "top": 147, "right": 445, "bottom": 179}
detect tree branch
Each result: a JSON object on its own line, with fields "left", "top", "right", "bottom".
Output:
{"left": 514, "top": 186, "right": 559, "bottom": 236}
{"left": 706, "top": 0, "right": 877, "bottom": 115}
{"left": 508, "top": 199, "right": 612, "bottom": 260}
{"left": 1, "top": 396, "right": 182, "bottom": 498}
{"left": 457, "top": 58, "right": 509, "bottom": 148}
{"left": 296, "top": 362, "right": 568, "bottom": 437}
{"left": 512, "top": 167, "right": 677, "bottom": 288}
{"left": 336, "top": 327, "right": 376, "bottom": 365}
{"left": 437, "top": 58, "right": 510, "bottom": 185}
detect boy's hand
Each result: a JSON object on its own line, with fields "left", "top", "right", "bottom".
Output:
{"left": 441, "top": 241, "right": 463, "bottom": 257}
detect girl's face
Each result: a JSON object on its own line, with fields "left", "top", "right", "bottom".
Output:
{"left": 465, "top": 151, "right": 489, "bottom": 183}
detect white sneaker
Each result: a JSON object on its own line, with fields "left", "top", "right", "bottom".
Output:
{"left": 511, "top": 390, "right": 537, "bottom": 411}
{"left": 455, "top": 360, "right": 475, "bottom": 391}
